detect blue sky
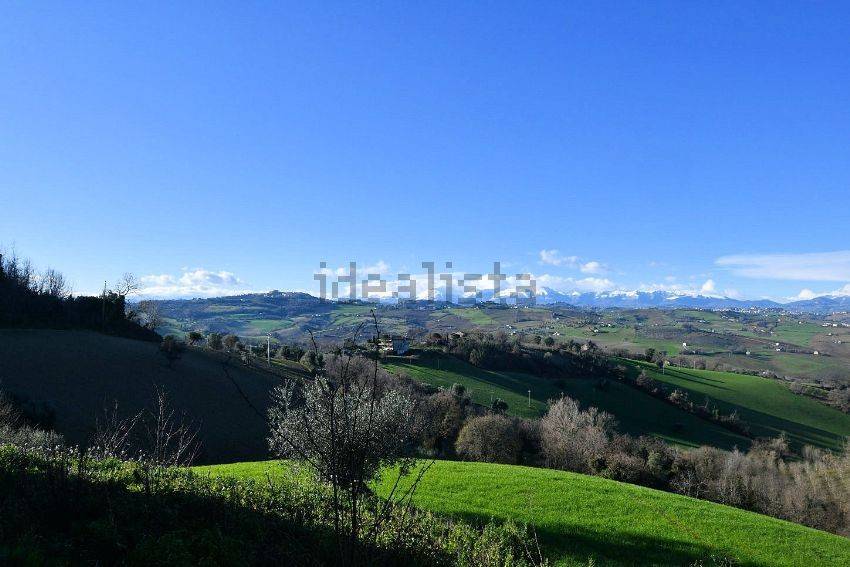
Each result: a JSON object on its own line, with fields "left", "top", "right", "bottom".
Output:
{"left": 2, "top": 3, "right": 849, "bottom": 301}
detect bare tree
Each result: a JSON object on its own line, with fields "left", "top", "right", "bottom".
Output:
{"left": 540, "top": 396, "right": 616, "bottom": 473}
{"left": 113, "top": 272, "right": 140, "bottom": 297}
{"left": 135, "top": 300, "right": 163, "bottom": 331}
{"left": 40, "top": 268, "right": 71, "bottom": 299}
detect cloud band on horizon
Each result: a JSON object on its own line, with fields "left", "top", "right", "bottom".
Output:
{"left": 716, "top": 250, "right": 850, "bottom": 282}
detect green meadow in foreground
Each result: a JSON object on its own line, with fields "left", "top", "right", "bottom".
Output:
{"left": 194, "top": 459, "right": 850, "bottom": 566}
{"left": 625, "top": 360, "right": 850, "bottom": 450}
{"left": 383, "top": 355, "right": 748, "bottom": 449}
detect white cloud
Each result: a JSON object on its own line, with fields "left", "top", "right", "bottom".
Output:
{"left": 636, "top": 279, "right": 723, "bottom": 298}
{"left": 539, "top": 249, "right": 577, "bottom": 267}
{"left": 575, "top": 277, "right": 616, "bottom": 292}
{"left": 363, "top": 260, "right": 390, "bottom": 274}
{"left": 140, "top": 274, "right": 176, "bottom": 286}
{"left": 539, "top": 250, "right": 609, "bottom": 276}
{"left": 795, "top": 288, "right": 818, "bottom": 300}
{"left": 716, "top": 250, "right": 850, "bottom": 281}
{"left": 580, "top": 261, "right": 606, "bottom": 274}
{"left": 792, "top": 283, "right": 850, "bottom": 301}
{"left": 138, "top": 268, "right": 254, "bottom": 299}
{"left": 178, "top": 269, "right": 240, "bottom": 287}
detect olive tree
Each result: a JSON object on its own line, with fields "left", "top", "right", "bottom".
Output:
{"left": 268, "top": 343, "right": 423, "bottom": 562}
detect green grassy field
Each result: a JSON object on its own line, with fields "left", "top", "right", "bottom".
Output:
{"left": 194, "top": 459, "right": 850, "bottom": 566}
{"left": 452, "top": 308, "right": 499, "bottom": 326}
{"left": 384, "top": 354, "right": 558, "bottom": 418}
{"left": 625, "top": 360, "right": 850, "bottom": 450}
{"left": 384, "top": 354, "right": 748, "bottom": 449}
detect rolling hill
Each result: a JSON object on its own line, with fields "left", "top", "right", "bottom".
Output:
{"left": 383, "top": 353, "right": 749, "bottom": 450}
{"left": 624, "top": 360, "right": 850, "bottom": 451}
{"left": 0, "top": 329, "right": 306, "bottom": 463}
{"left": 385, "top": 352, "right": 850, "bottom": 451}
{"left": 194, "top": 459, "right": 850, "bottom": 566}
{"left": 150, "top": 292, "right": 850, "bottom": 383}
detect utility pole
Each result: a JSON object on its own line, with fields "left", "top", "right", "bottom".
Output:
{"left": 101, "top": 280, "right": 107, "bottom": 331}
{"left": 267, "top": 333, "right": 271, "bottom": 365}
{"left": 527, "top": 389, "right": 531, "bottom": 408}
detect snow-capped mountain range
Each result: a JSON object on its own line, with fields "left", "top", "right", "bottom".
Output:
{"left": 409, "top": 286, "right": 849, "bottom": 312}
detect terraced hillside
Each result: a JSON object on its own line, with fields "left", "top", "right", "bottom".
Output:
{"left": 195, "top": 459, "right": 850, "bottom": 566}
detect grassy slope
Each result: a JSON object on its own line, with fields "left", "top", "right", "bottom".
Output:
{"left": 625, "top": 360, "right": 850, "bottom": 450}
{"left": 384, "top": 354, "right": 557, "bottom": 418}
{"left": 195, "top": 459, "right": 850, "bottom": 566}
{"left": 0, "top": 329, "right": 306, "bottom": 463}
{"left": 384, "top": 354, "right": 747, "bottom": 449}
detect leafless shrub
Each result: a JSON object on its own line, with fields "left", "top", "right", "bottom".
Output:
{"left": 828, "top": 387, "right": 850, "bottom": 413}
{"left": 143, "top": 387, "right": 200, "bottom": 467}
{"left": 0, "top": 423, "right": 64, "bottom": 452}
{"left": 540, "top": 396, "right": 616, "bottom": 473}
{"left": 91, "top": 400, "right": 143, "bottom": 458}
{"left": 0, "top": 389, "right": 22, "bottom": 428}
{"left": 671, "top": 440, "right": 850, "bottom": 535}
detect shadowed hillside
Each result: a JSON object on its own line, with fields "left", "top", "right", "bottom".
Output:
{"left": 0, "top": 330, "right": 306, "bottom": 463}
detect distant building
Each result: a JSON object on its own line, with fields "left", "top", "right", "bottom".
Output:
{"left": 391, "top": 336, "right": 410, "bottom": 355}
{"left": 379, "top": 335, "right": 410, "bottom": 355}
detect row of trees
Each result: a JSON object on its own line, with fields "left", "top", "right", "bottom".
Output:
{"left": 185, "top": 331, "right": 315, "bottom": 368}
{"left": 427, "top": 331, "right": 617, "bottom": 380}
{"left": 0, "top": 251, "right": 159, "bottom": 340}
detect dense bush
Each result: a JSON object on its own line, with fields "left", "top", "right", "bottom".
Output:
{"left": 420, "top": 391, "right": 469, "bottom": 458}
{"left": 455, "top": 414, "right": 525, "bottom": 464}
